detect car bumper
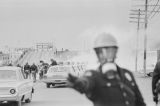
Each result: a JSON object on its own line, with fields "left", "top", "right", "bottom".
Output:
{"left": 0, "top": 95, "right": 19, "bottom": 101}
{"left": 42, "top": 79, "right": 67, "bottom": 84}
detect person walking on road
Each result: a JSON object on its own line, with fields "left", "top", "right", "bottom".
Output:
{"left": 24, "top": 62, "right": 31, "bottom": 79}
{"left": 50, "top": 59, "right": 57, "bottom": 66}
{"left": 38, "top": 60, "right": 45, "bottom": 80}
{"left": 67, "top": 32, "right": 146, "bottom": 106}
{"left": 30, "top": 63, "right": 38, "bottom": 82}
{"left": 152, "top": 61, "right": 160, "bottom": 105}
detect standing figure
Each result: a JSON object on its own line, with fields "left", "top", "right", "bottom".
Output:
{"left": 67, "top": 32, "right": 146, "bottom": 106}
{"left": 30, "top": 63, "right": 38, "bottom": 82}
{"left": 38, "top": 60, "right": 45, "bottom": 80}
{"left": 50, "top": 59, "right": 57, "bottom": 66}
{"left": 24, "top": 62, "right": 31, "bottom": 79}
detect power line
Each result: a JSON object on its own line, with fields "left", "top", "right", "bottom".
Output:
{"left": 148, "top": 0, "right": 160, "bottom": 19}
{"left": 149, "top": 1, "right": 160, "bottom": 19}
{"left": 132, "top": 0, "right": 160, "bottom": 19}
{"left": 131, "top": 9, "right": 160, "bottom": 12}
{"left": 149, "top": 0, "right": 155, "bottom": 3}
{"left": 130, "top": 0, "right": 160, "bottom": 75}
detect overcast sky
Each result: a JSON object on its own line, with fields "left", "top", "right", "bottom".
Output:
{"left": 0, "top": 0, "right": 160, "bottom": 51}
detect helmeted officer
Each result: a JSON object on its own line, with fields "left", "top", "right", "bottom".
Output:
{"left": 67, "top": 32, "right": 146, "bottom": 106}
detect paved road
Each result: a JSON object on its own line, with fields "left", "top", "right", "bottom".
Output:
{"left": 23, "top": 82, "right": 92, "bottom": 106}
{"left": 27, "top": 76, "right": 155, "bottom": 106}
{"left": 1, "top": 74, "right": 156, "bottom": 106}
{"left": 135, "top": 76, "right": 155, "bottom": 106}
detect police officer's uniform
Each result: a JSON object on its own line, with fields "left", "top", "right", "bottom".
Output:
{"left": 68, "top": 65, "right": 146, "bottom": 106}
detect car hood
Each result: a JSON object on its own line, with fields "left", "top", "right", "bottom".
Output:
{"left": 0, "top": 81, "right": 22, "bottom": 88}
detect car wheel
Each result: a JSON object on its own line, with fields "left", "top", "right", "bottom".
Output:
{"left": 25, "top": 92, "right": 32, "bottom": 103}
{"left": 46, "top": 83, "right": 50, "bottom": 88}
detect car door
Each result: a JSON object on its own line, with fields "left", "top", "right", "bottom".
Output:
{"left": 18, "top": 69, "right": 33, "bottom": 96}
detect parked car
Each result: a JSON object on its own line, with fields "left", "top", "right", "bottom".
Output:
{"left": 42, "top": 65, "right": 85, "bottom": 88}
{"left": 0, "top": 66, "right": 34, "bottom": 106}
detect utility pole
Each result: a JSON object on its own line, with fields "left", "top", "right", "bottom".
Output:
{"left": 135, "top": 9, "right": 141, "bottom": 72}
{"left": 144, "top": 0, "right": 148, "bottom": 75}
{"left": 131, "top": 0, "right": 160, "bottom": 75}
{"left": 129, "top": 9, "right": 144, "bottom": 72}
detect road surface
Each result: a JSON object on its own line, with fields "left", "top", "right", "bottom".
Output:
{"left": 27, "top": 75, "right": 156, "bottom": 106}
{"left": 1, "top": 73, "right": 156, "bottom": 106}
{"left": 135, "top": 75, "right": 155, "bottom": 106}
{"left": 23, "top": 82, "right": 92, "bottom": 106}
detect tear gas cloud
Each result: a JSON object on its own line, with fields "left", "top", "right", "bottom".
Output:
{"left": 77, "top": 26, "right": 160, "bottom": 71}
{"left": 72, "top": 26, "right": 137, "bottom": 71}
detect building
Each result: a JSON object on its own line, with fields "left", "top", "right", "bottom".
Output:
{"left": 0, "top": 53, "right": 10, "bottom": 66}
{"left": 36, "top": 43, "right": 57, "bottom": 52}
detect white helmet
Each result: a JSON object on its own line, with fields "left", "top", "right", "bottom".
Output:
{"left": 93, "top": 33, "right": 118, "bottom": 49}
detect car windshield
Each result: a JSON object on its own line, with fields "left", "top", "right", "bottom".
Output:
{"left": 0, "top": 70, "right": 17, "bottom": 80}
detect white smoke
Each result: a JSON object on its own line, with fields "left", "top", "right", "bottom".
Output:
{"left": 76, "top": 26, "right": 137, "bottom": 71}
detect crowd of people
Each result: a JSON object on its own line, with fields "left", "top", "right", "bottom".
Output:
{"left": 20, "top": 59, "right": 57, "bottom": 82}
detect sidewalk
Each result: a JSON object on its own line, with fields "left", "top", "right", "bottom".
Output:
{"left": 133, "top": 72, "right": 155, "bottom": 106}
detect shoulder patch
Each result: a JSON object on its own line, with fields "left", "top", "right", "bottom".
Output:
{"left": 84, "top": 71, "right": 93, "bottom": 77}
{"left": 125, "top": 72, "right": 132, "bottom": 81}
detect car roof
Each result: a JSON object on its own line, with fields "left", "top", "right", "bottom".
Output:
{"left": 0, "top": 66, "right": 21, "bottom": 71}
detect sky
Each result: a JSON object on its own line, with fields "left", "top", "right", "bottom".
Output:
{"left": 0, "top": 0, "right": 160, "bottom": 51}
{"left": 1, "top": 0, "right": 160, "bottom": 70}
{"left": 0, "top": 0, "right": 130, "bottom": 49}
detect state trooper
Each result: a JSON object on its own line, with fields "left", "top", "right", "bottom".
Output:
{"left": 67, "top": 32, "right": 146, "bottom": 106}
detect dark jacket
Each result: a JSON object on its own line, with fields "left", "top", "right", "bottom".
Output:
{"left": 50, "top": 61, "right": 57, "bottom": 66}
{"left": 24, "top": 64, "right": 30, "bottom": 71}
{"left": 30, "top": 64, "right": 38, "bottom": 73}
{"left": 68, "top": 65, "right": 146, "bottom": 106}
{"left": 24, "top": 64, "right": 30, "bottom": 74}
{"left": 152, "top": 61, "right": 160, "bottom": 96}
